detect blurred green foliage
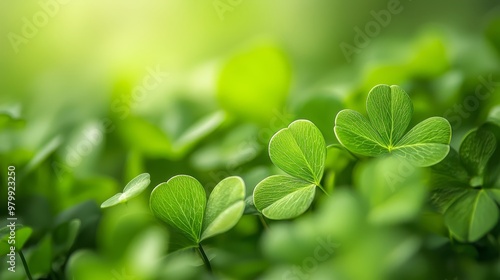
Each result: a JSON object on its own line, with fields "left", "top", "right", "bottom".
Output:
{"left": 1, "top": 0, "right": 500, "bottom": 279}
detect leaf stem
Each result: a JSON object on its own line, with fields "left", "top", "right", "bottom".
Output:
{"left": 19, "top": 250, "right": 33, "bottom": 280}
{"left": 197, "top": 244, "right": 212, "bottom": 273}
{"left": 258, "top": 214, "right": 269, "bottom": 230}
{"left": 317, "top": 184, "right": 329, "bottom": 196}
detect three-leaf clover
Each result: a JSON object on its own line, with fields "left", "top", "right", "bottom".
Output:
{"left": 253, "top": 120, "right": 326, "bottom": 220}
{"left": 149, "top": 175, "right": 245, "bottom": 249}
{"left": 334, "top": 84, "right": 452, "bottom": 167}
{"left": 431, "top": 126, "right": 499, "bottom": 242}
{"left": 101, "top": 173, "right": 151, "bottom": 208}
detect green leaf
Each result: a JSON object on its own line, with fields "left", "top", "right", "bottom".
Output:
{"left": 431, "top": 185, "right": 470, "bottom": 214}
{"left": 430, "top": 148, "right": 469, "bottom": 188}
{"left": 334, "top": 84, "right": 451, "bottom": 167}
{"left": 488, "top": 105, "right": 500, "bottom": 127}
{"left": 392, "top": 117, "right": 452, "bottom": 166}
{"left": 294, "top": 94, "right": 344, "bottom": 144}
{"left": 172, "top": 111, "right": 225, "bottom": 156}
{"left": 269, "top": 120, "right": 326, "bottom": 184}
{"left": 201, "top": 176, "right": 245, "bottom": 241}
{"left": 28, "top": 234, "right": 53, "bottom": 276}
{"left": 366, "top": 84, "right": 413, "bottom": 145}
{"left": 334, "top": 110, "right": 387, "bottom": 156}
{"left": 101, "top": 173, "right": 151, "bottom": 208}
{"left": 52, "top": 219, "right": 81, "bottom": 258}
{"left": 459, "top": 128, "right": 496, "bottom": 183}
{"left": 0, "top": 227, "right": 33, "bottom": 255}
{"left": 356, "top": 157, "right": 426, "bottom": 225}
{"left": 444, "top": 189, "right": 499, "bottom": 242}
{"left": 150, "top": 175, "right": 206, "bottom": 245}
{"left": 253, "top": 175, "right": 316, "bottom": 220}
{"left": 487, "top": 189, "right": 500, "bottom": 205}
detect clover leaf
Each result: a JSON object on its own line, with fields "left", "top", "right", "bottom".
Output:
{"left": 334, "top": 85, "right": 452, "bottom": 167}
{"left": 254, "top": 175, "right": 316, "bottom": 219}
{"left": 253, "top": 120, "right": 326, "bottom": 220}
{"left": 150, "top": 175, "right": 245, "bottom": 249}
{"left": 431, "top": 127, "right": 499, "bottom": 242}
{"left": 101, "top": 173, "right": 151, "bottom": 208}
{"left": 202, "top": 177, "right": 246, "bottom": 240}
{"left": 444, "top": 189, "right": 498, "bottom": 242}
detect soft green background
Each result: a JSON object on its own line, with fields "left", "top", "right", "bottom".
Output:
{"left": 1, "top": 0, "right": 500, "bottom": 279}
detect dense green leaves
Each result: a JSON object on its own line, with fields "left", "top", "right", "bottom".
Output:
{"left": 335, "top": 85, "right": 452, "bottom": 167}
{"left": 150, "top": 175, "right": 245, "bottom": 248}
{"left": 101, "top": 173, "right": 151, "bottom": 208}
{"left": 254, "top": 120, "right": 326, "bottom": 220}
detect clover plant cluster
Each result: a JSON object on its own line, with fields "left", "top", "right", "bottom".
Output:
{"left": 100, "top": 84, "right": 500, "bottom": 272}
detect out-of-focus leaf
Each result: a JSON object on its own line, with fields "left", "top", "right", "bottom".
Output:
{"left": 126, "top": 226, "right": 169, "bottom": 278}
{"left": 444, "top": 189, "right": 499, "bottom": 242}
{"left": 172, "top": 111, "right": 225, "bottom": 156}
{"left": 22, "top": 136, "right": 62, "bottom": 176}
{"left": 101, "top": 173, "right": 151, "bottom": 208}
{"left": 430, "top": 149, "right": 469, "bottom": 188}
{"left": 485, "top": 16, "right": 500, "bottom": 54}
{"left": 27, "top": 234, "right": 52, "bottom": 277}
{"left": 356, "top": 157, "right": 426, "bottom": 225}
{"left": 459, "top": 129, "right": 496, "bottom": 186}
{"left": 65, "top": 250, "right": 116, "bottom": 279}
{"left": 217, "top": 44, "right": 291, "bottom": 123}
{"left": 52, "top": 219, "right": 80, "bottom": 258}
{"left": 293, "top": 94, "right": 344, "bottom": 144}
{"left": 117, "top": 116, "right": 172, "bottom": 157}
{"left": 0, "top": 227, "right": 32, "bottom": 255}
{"left": 190, "top": 124, "right": 260, "bottom": 170}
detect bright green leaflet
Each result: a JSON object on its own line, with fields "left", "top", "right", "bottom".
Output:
{"left": 334, "top": 84, "right": 452, "bottom": 167}
{"left": 269, "top": 119, "right": 326, "bottom": 185}
{"left": 254, "top": 120, "right": 326, "bottom": 220}
{"left": 150, "top": 175, "right": 206, "bottom": 245}
{"left": 444, "top": 189, "right": 499, "bottom": 242}
{"left": 254, "top": 175, "right": 316, "bottom": 220}
{"left": 150, "top": 175, "right": 245, "bottom": 248}
{"left": 101, "top": 173, "right": 151, "bottom": 208}
{"left": 201, "top": 176, "right": 245, "bottom": 240}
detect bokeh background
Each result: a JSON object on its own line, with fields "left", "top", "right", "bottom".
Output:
{"left": 1, "top": 0, "right": 500, "bottom": 279}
